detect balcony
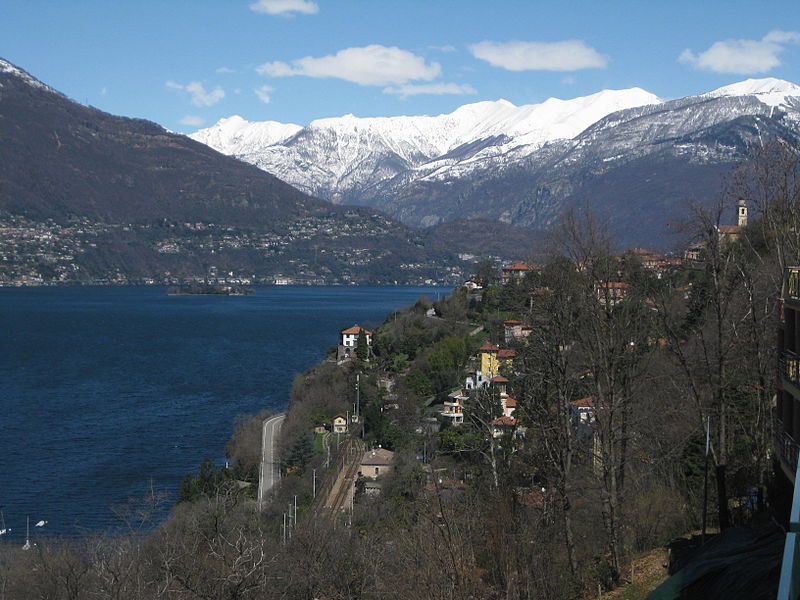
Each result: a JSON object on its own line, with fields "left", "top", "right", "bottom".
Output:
{"left": 782, "top": 350, "right": 800, "bottom": 391}
{"left": 776, "top": 421, "right": 800, "bottom": 482}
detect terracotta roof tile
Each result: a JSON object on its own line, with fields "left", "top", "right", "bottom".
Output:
{"left": 341, "top": 324, "right": 372, "bottom": 335}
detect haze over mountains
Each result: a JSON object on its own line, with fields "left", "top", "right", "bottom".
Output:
{"left": 192, "top": 78, "right": 800, "bottom": 245}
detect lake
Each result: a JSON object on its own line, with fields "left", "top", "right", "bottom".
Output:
{"left": 0, "top": 285, "right": 439, "bottom": 541}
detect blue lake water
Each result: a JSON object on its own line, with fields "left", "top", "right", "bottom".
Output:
{"left": 0, "top": 285, "right": 438, "bottom": 542}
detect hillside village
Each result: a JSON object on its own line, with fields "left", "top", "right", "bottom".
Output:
{"left": 244, "top": 189, "right": 794, "bottom": 598}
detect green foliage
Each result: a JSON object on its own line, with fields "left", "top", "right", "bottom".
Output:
{"left": 473, "top": 257, "right": 498, "bottom": 286}
{"left": 356, "top": 329, "right": 369, "bottom": 362}
{"left": 282, "top": 432, "right": 316, "bottom": 473}
{"left": 178, "top": 458, "right": 236, "bottom": 503}
{"left": 439, "top": 426, "right": 469, "bottom": 453}
{"left": 404, "top": 368, "right": 432, "bottom": 397}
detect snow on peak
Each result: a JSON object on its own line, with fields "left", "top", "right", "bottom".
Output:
{"left": 190, "top": 116, "right": 302, "bottom": 153}
{"left": 0, "top": 58, "right": 58, "bottom": 94}
{"left": 706, "top": 78, "right": 800, "bottom": 107}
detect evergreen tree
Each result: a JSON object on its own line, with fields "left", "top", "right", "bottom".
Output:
{"left": 356, "top": 328, "right": 369, "bottom": 361}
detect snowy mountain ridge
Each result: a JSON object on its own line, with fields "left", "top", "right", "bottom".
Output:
{"left": 190, "top": 78, "right": 800, "bottom": 210}
{"left": 190, "top": 87, "right": 663, "bottom": 202}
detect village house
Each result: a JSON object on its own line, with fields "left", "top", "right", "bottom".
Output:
{"left": 595, "top": 282, "right": 629, "bottom": 306}
{"left": 569, "top": 397, "right": 595, "bottom": 425}
{"left": 503, "top": 319, "right": 533, "bottom": 344}
{"left": 463, "top": 279, "right": 483, "bottom": 291}
{"left": 478, "top": 342, "right": 500, "bottom": 377}
{"left": 501, "top": 395, "right": 517, "bottom": 418}
{"left": 476, "top": 343, "right": 517, "bottom": 378}
{"left": 465, "top": 370, "right": 492, "bottom": 389}
{"left": 338, "top": 324, "right": 372, "bottom": 360}
{"left": 359, "top": 447, "right": 395, "bottom": 480}
{"left": 441, "top": 389, "right": 467, "bottom": 425}
{"left": 502, "top": 262, "right": 535, "bottom": 285}
{"left": 332, "top": 414, "right": 348, "bottom": 434}
{"left": 490, "top": 415, "right": 517, "bottom": 438}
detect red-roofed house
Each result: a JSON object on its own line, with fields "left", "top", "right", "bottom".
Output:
{"left": 502, "top": 396, "right": 517, "bottom": 418}
{"left": 595, "top": 282, "right": 629, "bottom": 306}
{"left": 338, "top": 324, "right": 372, "bottom": 359}
{"left": 490, "top": 416, "right": 517, "bottom": 438}
{"left": 497, "top": 348, "right": 517, "bottom": 372}
{"left": 479, "top": 342, "right": 500, "bottom": 376}
{"left": 504, "top": 320, "right": 533, "bottom": 344}
{"left": 502, "top": 262, "right": 535, "bottom": 285}
{"left": 569, "top": 397, "right": 595, "bottom": 424}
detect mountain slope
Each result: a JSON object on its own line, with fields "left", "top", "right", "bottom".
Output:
{"left": 1, "top": 58, "right": 526, "bottom": 285}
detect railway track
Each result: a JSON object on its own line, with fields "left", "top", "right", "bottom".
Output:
{"left": 322, "top": 439, "right": 364, "bottom": 520}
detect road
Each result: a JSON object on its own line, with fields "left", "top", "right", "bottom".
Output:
{"left": 257, "top": 413, "right": 285, "bottom": 511}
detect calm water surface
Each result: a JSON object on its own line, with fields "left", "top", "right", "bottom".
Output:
{"left": 0, "top": 285, "right": 438, "bottom": 541}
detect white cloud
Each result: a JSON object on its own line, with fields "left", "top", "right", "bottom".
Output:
{"left": 679, "top": 30, "right": 800, "bottom": 74}
{"left": 249, "top": 0, "right": 318, "bottom": 16}
{"left": 257, "top": 61, "right": 297, "bottom": 77}
{"left": 256, "top": 45, "right": 441, "bottom": 86}
{"left": 166, "top": 80, "right": 225, "bottom": 107}
{"left": 180, "top": 115, "right": 205, "bottom": 127}
{"left": 255, "top": 85, "right": 273, "bottom": 103}
{"left": 469, "top": 40, "right": 608, "bottom": 71}
{"left": 100, "top": 87, "right": 108, "bottom": 95}
{"left": 429, "top": 45, "right": 456, "bottom": 53}
{"left": 561, "top": 75, "right": 576, "bottom": 85}
{"left": 384, "top": 82, "right": 476, "bottom": 98}
{"left": 216, "top": 67, "right": 235, "bottom": 74}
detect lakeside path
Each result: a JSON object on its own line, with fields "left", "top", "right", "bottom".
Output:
{"left": 257, "top": 413, "right": 285, "bottom": 510}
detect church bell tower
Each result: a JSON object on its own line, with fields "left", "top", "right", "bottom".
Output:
{"left": 737, "top": 198, "right": 748, "bottom": 228}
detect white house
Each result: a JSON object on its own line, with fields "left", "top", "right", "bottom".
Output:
{"left": 338, "top": 324, "right": 372, "bottom": 359}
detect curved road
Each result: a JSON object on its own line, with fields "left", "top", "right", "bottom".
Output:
{"left": 257, "top": 413, "right": 285, "bottom": 511}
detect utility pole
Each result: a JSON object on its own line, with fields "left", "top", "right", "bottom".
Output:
{"left": 355, "top": 373, "right": 360, "bottom": 421}
{"left": 313, "top": 469, "right": 317, "bottom": 499}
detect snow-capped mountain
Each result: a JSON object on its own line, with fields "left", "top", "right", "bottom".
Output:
{"left": 190, "top": 88, "right": 661, "bottom": 204}
{"left": 192, "top": 78, "right": 800, "bottom": 243}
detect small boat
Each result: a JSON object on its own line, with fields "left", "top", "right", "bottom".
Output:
{"left": 0, "top": 509, "right": 8, "bottom": 535}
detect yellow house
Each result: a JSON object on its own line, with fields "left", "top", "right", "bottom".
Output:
{"left": 479, "top": 342, "right": 500, "bottom": 377}
{"left": 498, "top": 348, "right": 516, "bottom": 372}
{"left": 333, "top": 414, "right": 348, "bottom": 434}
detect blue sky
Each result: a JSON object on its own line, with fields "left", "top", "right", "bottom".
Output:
{"left": 2, "top": 1, "right": 799, "bottom": 133}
